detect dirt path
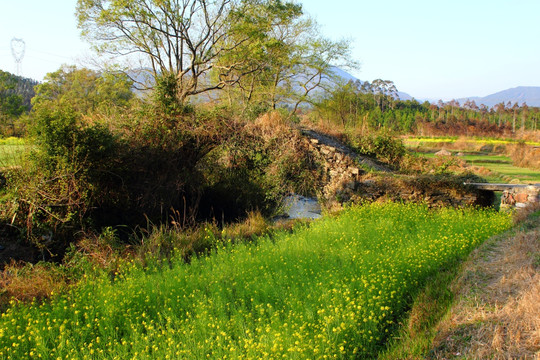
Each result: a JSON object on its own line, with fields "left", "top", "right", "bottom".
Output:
{"left": 428, "top": 211, "right": 540, "bottom": 359}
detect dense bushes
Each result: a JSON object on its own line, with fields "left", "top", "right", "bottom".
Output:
{"left": 198, "top": 112, "right": 323, "bottom": 220}
{"left": 2, "top": 105, "right": 117, "bottom": 252}
{"left": 347, "top": 132, "right": 406, "bottom": 166}
{"left": 1, "top": 97, "right": 322, "bottom": 255}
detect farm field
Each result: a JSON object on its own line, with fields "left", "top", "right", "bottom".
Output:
{"left": 463, "top": 155, "right": 540, "bottom": 183}
{"left": 415, "top": 151, "right": 540, "bottom": 183}
{"left": 403, "top": 136, "right": 540, "bottom": 147}
{"left": 0, "top": 138, "right": 31, "bottom": 168}
{"left": 0, "top": 203, "right": 511, "bottom": 359}
{"left": 403, "top": 136, "right": 540, "bottom": 184}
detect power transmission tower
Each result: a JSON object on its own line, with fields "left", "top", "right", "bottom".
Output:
{"left": 10, "top": 38, "right": 26, "bottom": 76}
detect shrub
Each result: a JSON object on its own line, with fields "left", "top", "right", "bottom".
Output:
{"left": 6, "top": 159, "right": 92, "bottom": 252}
{"left": 347, "top": 131, "right": 407, "bottom": 166}
{"left": 32, "top": 105, "right": 118, "bottom": 172}
{"left": 3, "top": 105, "right": 324, "bottom": 254}
{"left": 1, "top": 104, "right": 119, "bottom": 253}
{"left": 198, "top": 112, "right": 323, "bottom": 220}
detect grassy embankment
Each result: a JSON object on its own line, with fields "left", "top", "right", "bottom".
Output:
{"left": 380, "top": 207, "right": 540, "bottom": 359}
{"left": 0, "top": 202, "right": 511, "bottom": 359}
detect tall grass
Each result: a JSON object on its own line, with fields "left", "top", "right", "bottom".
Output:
{"left": 0, "top": 203, "right": 511, "bottom": 359}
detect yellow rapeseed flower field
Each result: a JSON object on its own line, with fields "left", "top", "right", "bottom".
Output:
{"left": 0, "top": 203, "right": 511, "bottom": 359}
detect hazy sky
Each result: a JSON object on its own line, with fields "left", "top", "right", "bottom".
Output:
{"left": 1, "top": 0, "right": 539, "bottom": 100}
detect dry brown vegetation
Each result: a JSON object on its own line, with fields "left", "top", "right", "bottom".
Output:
{"left": 301, "top": 115, "right": 349, "bottom": 142}
{"left": 428, "top": 206, "right": 540, "bottom": 359}
{"left": 508, "top": 143, "right": 540, "bottom": 170}
{"left": 0, "top": 261, "right": 70, "bottom": 306}
{"left": 416, "top": 120, "right": 516, "bottom": 138}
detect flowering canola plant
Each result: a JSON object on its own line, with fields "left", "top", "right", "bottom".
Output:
{"left": 0, "top": 202, "right": 511, "bottom": 359}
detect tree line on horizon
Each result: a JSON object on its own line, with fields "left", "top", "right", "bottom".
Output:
{"left": 314, "top": 79, "right": 540, "bottom": 135}
{"left": 2, "top": 66, "right": 539, "bottom": 137}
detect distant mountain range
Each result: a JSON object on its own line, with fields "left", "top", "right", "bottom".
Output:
{"left": 457, "top": 87, "right": 540, "bottom": 107}
{"left": 332, "top": 69, "right": 540, "bottom": 107}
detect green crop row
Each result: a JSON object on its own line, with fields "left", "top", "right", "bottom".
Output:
{"left": 404, "top": 136, "right": 540, "bottom": 146}
{"left": 0, "top": 203, "right": 511, "bottom": 359}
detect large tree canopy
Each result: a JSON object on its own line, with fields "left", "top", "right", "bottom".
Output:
{"left": 32, "top": 65, "right": 134, "bottom": 115}
{"left": 76, "top": 0, "right": 354, "bottom": 107}
{"left": 217, "top": 1, "right": 354, "bottom": 112}
{"left": 77, "top": 0, "right": 258, "bottom": 103}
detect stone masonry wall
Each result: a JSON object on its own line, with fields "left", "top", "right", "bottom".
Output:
{"left": 301, "top": 129, "right": 490, "bottom": 209}
{"left": 306, "top": 137, "right": 364, "bottom": 200}
{"left": 501, "top": 185, "right": 540, "bottom": 210}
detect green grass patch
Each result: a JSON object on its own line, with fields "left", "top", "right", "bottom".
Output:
{"left": 415, "top": 152, "right": 540, "bottom": 183}
{"left": 0, "top": 145, "right": 30, "bottom": 167}
{"left": 0, "top": 203, "right": 511, "bottom": 359}
{"left": 0, "top": 138, "right": 32, "bottom": 168}
{"left": 461, "top": 154, "right": 512, "bottom": 164}
{"left": 0, "top": 137, "right": 27, "bottom": 146}
{"left": 478, "top": 163, "right": 540, "bottom": 183}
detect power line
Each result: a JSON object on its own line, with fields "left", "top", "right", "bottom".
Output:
{"left": 30, "top": 49, "right": 74, "bottom": 61}
{"left": 25, "top": 54, "right": 66, "bottom": 64}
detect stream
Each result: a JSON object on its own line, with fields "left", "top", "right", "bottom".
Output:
{"left": 281, "top": 194, "right": 322, "bottom": 220}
